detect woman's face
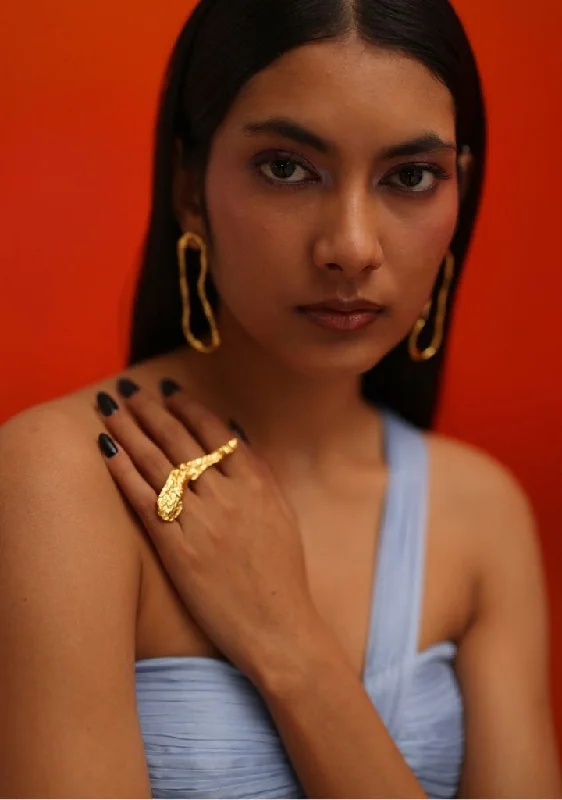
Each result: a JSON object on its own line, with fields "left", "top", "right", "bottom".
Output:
{"left": 179, "top": 37, "right": 464, "bottom": 379}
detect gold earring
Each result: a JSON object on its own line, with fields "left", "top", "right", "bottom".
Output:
{"left": 408, "top": 250, "right": 455, "bottom": 362}
{"left": 178, "top": 231, "right": 220, "bottom": 354}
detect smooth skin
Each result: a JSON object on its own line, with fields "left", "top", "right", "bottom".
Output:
{"left": 0, "top": 36, "right": 560, "bottom": 798}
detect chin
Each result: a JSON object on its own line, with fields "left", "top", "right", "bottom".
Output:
{"left": 280, "top": 344, "right": 386, "bottom": 382}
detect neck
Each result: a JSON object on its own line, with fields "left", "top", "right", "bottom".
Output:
{"left": 181, "top": 311, "right": 383, "bottom": 474}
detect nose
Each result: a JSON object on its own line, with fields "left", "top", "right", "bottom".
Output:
{"left": 312, "top": 195, "right": 384, "bottom": 279}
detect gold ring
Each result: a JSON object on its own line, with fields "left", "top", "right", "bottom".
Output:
{"left": 156, "top": 438, "right": 239, "bottom": 522}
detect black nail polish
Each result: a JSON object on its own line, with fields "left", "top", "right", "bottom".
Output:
{"left": 98, "top": 433, "right": 118, "bottom": 458}
{"left": 229, "top": 420, "right": 249, "bottom": 444}
{"left": 97, "top": 392, "right": 119, "bottom": 417}
{"left": 117, "top": 378, "right": 140, "bottom": 399}
{"left": 160, "top": 378, "right": 181, "bottom": 397}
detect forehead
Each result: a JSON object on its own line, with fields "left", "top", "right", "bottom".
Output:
{"left": 223, "top": 38, "right": 456, "bottom": 145}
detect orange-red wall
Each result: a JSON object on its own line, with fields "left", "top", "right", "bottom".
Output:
{"left": 1, "top": 1, "right": 561, "bottom": 736}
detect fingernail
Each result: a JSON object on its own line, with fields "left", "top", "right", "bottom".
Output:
{"left": 117, "top": 378, "right": 140, "bottom": 399}
{"left": 160, "top": 378, "right": 181, "bottom": 397}
{"left": 97, "top": 392, "right": 119, "bottom": 417}
{"left": 229, "top": 420, "right": 249, "bottom": 444}
{"left": 98, "top": 433, "right": 118, "bottom": 458}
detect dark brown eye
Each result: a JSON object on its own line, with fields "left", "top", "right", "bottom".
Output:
{"left": 255, "top": 155, "right": 314, "bottom": 185}
{"left": 385, "top": 164, "right": 450, "bottom": 194}
{"left": 398, "top": 167, "right": 425, "bottom": 187}
{"left": 270, "top": 159, "right": 299, "bottom": 180}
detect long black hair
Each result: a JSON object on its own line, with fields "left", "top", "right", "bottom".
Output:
{"left": 128, "top": 0, "right": 487, "bottom": 429}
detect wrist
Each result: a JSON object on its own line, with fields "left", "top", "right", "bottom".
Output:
{"left": 251, "top": 608, "right": 342, "bottom": 700}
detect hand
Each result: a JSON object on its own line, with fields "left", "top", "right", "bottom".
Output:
{"left": 96, "top": 379, "right": 317, "bottom": 685}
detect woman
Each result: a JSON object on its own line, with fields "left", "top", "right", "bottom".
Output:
{"left": 0, "top": 0, "right": 560, "bottom": 797}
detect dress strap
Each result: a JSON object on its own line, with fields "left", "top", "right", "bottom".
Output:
{"left": 363, "top": 409, "right": 430, "bottom": 685}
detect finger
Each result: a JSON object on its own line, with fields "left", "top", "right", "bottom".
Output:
{"left": 97, "top": 432, "right": 193, "bottom": 575}
{"left": 114, "top": 379, "right": 209, "bottom": 472}
{"left": 114, "top": 379, "right": 226, "bottom": 498}
{"left": 96, "top": 390, "right": 174, "bottom": 492}
{"left": 159, "top": 379, "right": 251, "bottom": 479}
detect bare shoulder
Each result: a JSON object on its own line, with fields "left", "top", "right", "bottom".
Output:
{"left": 426, "top": 430, "right": 547, "bottom": 635}
{"left": 0, "top": 378, "right": 143, "bottom": 645}
{"left": 425, "top": 440, "right": 561, "bottom": 796}
{"left": 0, "top": 348, "right": 188, "bottom": 797}
{"left": 0, "top": 347, "right": 192, "bottom": 582}
{"left": 426, "top": 430, "right": 537, "bottom": 557}
{"left": 411, "top": 428, "right": 544, "bottom": 658}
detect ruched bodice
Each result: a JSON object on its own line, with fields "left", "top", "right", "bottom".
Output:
{"left": 135, "top": 410, "right": 464, "bottom": 798}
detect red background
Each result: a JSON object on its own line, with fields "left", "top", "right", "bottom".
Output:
{"left": 1, "top": 1, "right": 561, "bottom": 737}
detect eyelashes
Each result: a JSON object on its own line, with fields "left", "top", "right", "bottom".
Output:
{"left": 254, "top": 155, "right": 314, "bottom": 186}
{"left": 386, "top": 164, "right": 452, "bottom": 193}
{"left": 251, "top": 151, "right": 454, "bottom": 195}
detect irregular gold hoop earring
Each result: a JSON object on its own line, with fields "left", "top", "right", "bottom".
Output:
{"left": 408, "top": 250, "right": 455, "bottom": 362}
{"left": 178, "top": 231, "right": 221, "bottom": 354}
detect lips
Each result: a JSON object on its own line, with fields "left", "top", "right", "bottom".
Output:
{"left": 296, "top": 298, "right": 385, "bottom": 333}
{"left": 297, "top": 298, "right": 386, "bottom": 314}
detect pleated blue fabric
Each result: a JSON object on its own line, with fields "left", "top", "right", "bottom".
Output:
{"left": 135, "top": 410, "right": 464, "bottom": 798}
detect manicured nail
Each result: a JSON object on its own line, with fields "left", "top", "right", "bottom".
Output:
{"left": 160, "top": 378, "right": 181, "bottom": 397}
{"left": 98, "top": 433, "right": 118, "bottom": 458}
{"left": 229, "top": 420, "right": 249, "bottom": 444}
{"left": 117, "top": 378, "right": 140, "bottom": 399}
{"left": 97, "top": 392, "right": 119, "bottom": 417}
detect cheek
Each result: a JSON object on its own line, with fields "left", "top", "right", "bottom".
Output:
{"left": 388, "top": 191, "right": 459, "bottom": 308}
{"left": 420, "top": 193, "right": 460, "bottom": 253}
{"left": 204, "top": 165, "right": 302, "bottom": 310}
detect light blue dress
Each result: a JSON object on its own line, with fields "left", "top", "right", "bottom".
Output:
{"left": 135, "top": 410, "right": 464, "bottom": 798}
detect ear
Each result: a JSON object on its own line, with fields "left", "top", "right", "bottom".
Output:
{"left": 457, "top": 145, "right": 475, "bottom": 202}
{"left": 172, "top": 138, "right": 206, "bottom": 237}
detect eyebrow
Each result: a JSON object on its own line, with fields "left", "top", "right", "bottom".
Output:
{"left": 242, "top": 117, "right": 457, "bottom": 159}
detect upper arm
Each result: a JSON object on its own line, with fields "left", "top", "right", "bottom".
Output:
{"left": 455, "top": 456, "right": 561, "bottom": 798}
{"left": 0, "top": 406, "right": 151, "bottom": 798}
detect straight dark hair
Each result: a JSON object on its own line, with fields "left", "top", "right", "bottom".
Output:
{"left": 128, "top": 0, "right": 487, "bottom": 429}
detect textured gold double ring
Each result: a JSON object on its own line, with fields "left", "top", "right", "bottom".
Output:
{"left": 156, "top": 438, "right": 239, "bottom": 522}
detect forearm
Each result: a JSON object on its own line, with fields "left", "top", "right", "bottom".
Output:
{"left": 254, "top": 616, "right": 427, "bottom": 800}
